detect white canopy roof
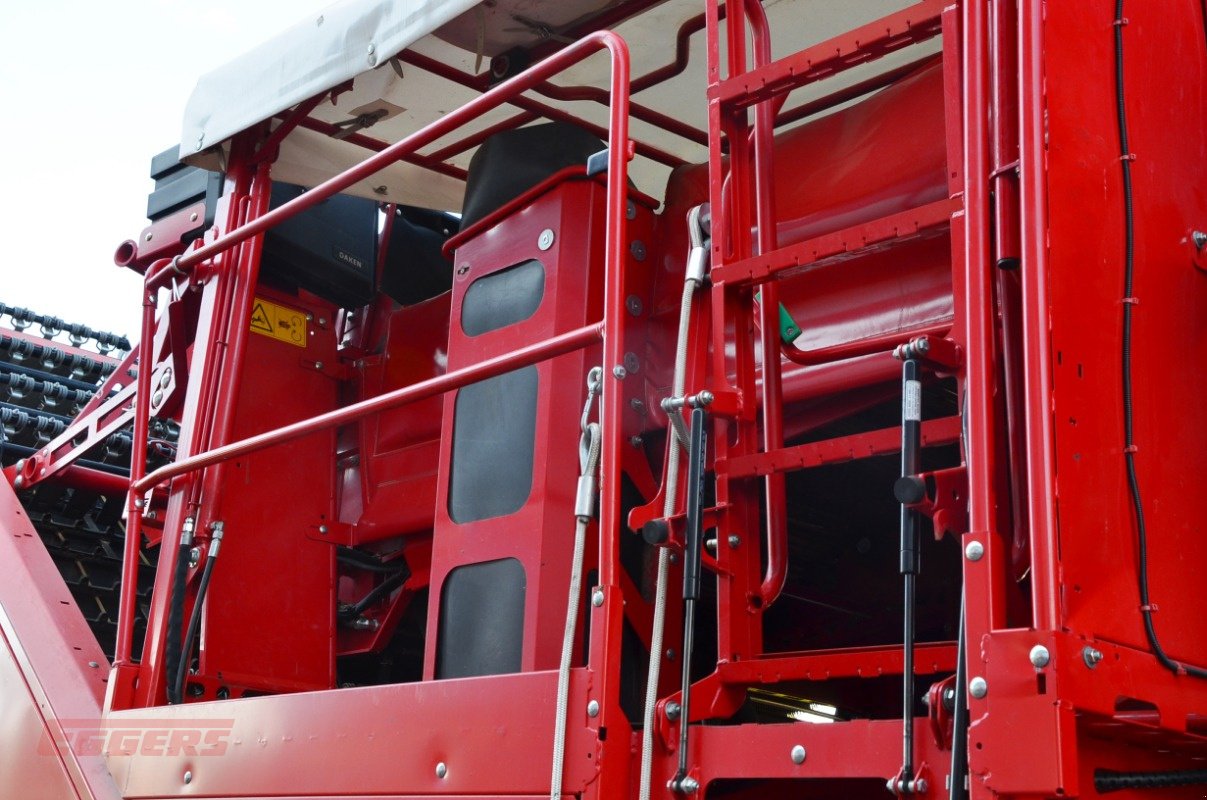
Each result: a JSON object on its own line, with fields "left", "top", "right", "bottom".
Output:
{"left": 182, "top": 0, "right": 931, "bottom": 212}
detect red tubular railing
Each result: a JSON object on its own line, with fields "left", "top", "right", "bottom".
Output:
{"left": 130, "top": 324, "right": 603, "bottom": 495}
{"left": 113, "top": 31, "right": 633, "bottom": 673}
{"left": 743, "top": 0, "right": 789, "bottom": 609}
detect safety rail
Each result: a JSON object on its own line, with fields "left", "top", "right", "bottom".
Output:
{"left": 113, "top": 31, "right": 634, "bottom": 669}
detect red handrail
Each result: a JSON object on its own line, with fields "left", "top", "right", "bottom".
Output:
{"left": 114, "top": 31, "right": 634, "bottom": 673}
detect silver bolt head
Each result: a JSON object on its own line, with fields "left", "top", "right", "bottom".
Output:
{"left": 964, "top": 540, "right": 985, "bottom": 562}
{"left": 665, "top": 701, "right": 681, "bottom": 721}
{"left": 1082, "top": 646, "right": 1104, "bottom": 668}
{"left": 727, "top": 535, "right": 741, "bottom": 548}
{"left": 152, "top": 390, "right": 163, "bottom": 407}
{"left": 790, "top": 744, "right": 806, "bottom": 764}
{"left": 88, "top": 660, "right": 100, "bottom": 668}
{"left": 915, "top": 778, "right": 929, "bottom": 793}
{"left": 1029, "top": 644, "right": 1051, "bottom": 668}
{"left": 969, "top": 676, "right": 988, "bottom": 699}
{"left": 537, "top": 228, "right": 555, "bottom": 251}
{"left": 183, "top": 770, "right": 192, "bottom": 784}
{"left": 587, "top": 699, "right": 600, "bottom": 717}
{"left": 591, "top": 590, "right": 605, "bottom": 607}
{"left": 13, "top": 476, "right": 23, "bottom": 489}
{"left": 679, "top": 776, "right": 699, "bottom": 793}
{"left": 435, "top": 761, "right": 447, "bottom": 778}
{"left": 612, "top": 365, "right": 627, "bottom": 379}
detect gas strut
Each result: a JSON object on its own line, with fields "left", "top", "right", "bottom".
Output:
{"left": 892, "top": 358, "right": 923, "bottom": 793}
{"left": 669, "top": 407, "right": 708, "bottom": 795}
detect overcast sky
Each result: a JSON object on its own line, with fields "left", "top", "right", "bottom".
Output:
{"left": 0, "top": 0, "right": 331, "bottom": 341}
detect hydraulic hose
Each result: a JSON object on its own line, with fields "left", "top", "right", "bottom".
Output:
{"left": 164, "top": 516, "right": 195, "bottom": 705}
{"left": 551, "top": 368, "right": 603, "bottom": 800}
{"left": 174, "top": 522, "right": 223, "bottom": 702}
{"left": 639, "top": 204, "right": 708, "bottom": 800}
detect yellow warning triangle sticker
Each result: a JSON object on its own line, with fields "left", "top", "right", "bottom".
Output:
{"left": 250, "top": 302, "right": 273, "bottom": 334}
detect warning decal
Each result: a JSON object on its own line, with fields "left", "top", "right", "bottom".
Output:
{"left": 249, "top": 297, "right": 308, "bottom": 348}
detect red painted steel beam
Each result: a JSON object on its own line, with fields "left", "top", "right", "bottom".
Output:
{"left": 293, "top": 116, "right": 469, "bottom": 181}
{"left": 774, "top": 53, "right": 942, "bottom": 129}
{"left": 711, "top": 197, "right": 957, "bottom": 285}
{"left": 397, "top": 50, "right": 687, "bottom": 168}
{"left": 718, "top": 415, "right": 962, "bottom": 479}
{"left": 719, "top": 641, "right": 958, "bottom": 683}
{"left": 131, "top": 322, "right": 603, "bottom": 495}
{"left": 424, "top": 110, "right": 537, "bottom": 162}
{"left": 709, "top": 0, "right": 946, "bottom": 110}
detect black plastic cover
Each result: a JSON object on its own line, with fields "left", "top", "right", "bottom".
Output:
{"left": 448, "top": 366, "right": 537, "bottom": 523}
{"left": 380, "top": 207, "right": 458, "bottom": 306}
{"left": 459, "top": 122, "right": 604, "bottom": 228}
{"left": 147, "top": 145, "right": 222, "bottom": 232}
{"left": 460, "top": 259, "right": 545, "bottom": 336}
{"left": 436, "top": 558, "right": 526, "bottom": 679}
{"left": 260, "top": 182, "right": 379, "bottom": 308}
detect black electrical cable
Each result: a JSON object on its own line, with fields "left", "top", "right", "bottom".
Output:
{"left": 1114, "top": 0, "right": 1207, "bottom": 680}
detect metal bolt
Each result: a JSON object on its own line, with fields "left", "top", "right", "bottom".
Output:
{"left": 314, "top": 362, "right": 324, "bottom": 370}
{"left": 624, "top": 352, "right": 640, "bottom": 374}
{"left": 964, "top": 540, "right": 985, "bottom": 562}
{"left": 367, "top": 43, "right": 376, "bottom": 54}
{"left": 630, "top": 435, "right": 643, "bottom": 448}
{"left": 1193, "top": 230, "right": 1207, "bottom": 250}
{"left": 318, "top": 524, "right": 329, "bottom": 535}
{"left": 915, "top": 778, "right": 929, "bottom": 793}
{"left": 1029, "top": 644, "right": 1051, "bottom": 668}
{"left": 145, "top": 232, "right": 153, "bottom": 242}
{"left": 591, "top": 589, "right": 605, "bottom": 607}
{"left": 630, "top": 398, "right": 647, "bottom": 414}
{"left": 189, "top": 547, "right": 201, "bottom": 568}
{"left": 969, "top": 676, "right": 988, "bottom": 699}
{"left": 190, "top": 212, "right": 198, "bottom": 222}
{"left": 727, "top": 535, "right": 741, "bottom": 549}
{"left": 196, "top": 133, "right": 204, "bottom": 150}
{"left": 665, "top": 649, "right": 676, "bottom": 660}
{"left": 665, "top": 701, "right": 681, "bottom": 721}
{"left": 630, "top": 240, "right": 647, "bottom": 261}
{"left": 587, "top": 700, "right": 600, "bottom": 717}
{"left": 457, "top": 264, "right": 470, "bottom": 276}
{"left": 791, "top": 744, "right": 806, "bottom": 764}
{"left": 13, "top": 476, "right": 23, "bottom": 489}
{"left": 669, "top": 552, "right": 679, "bottom": 564}
{"left": 612, "top": 365, "right": 627, "bottom": 379}
{"left": 626, "top": 295, "right": 643, "bottom": 316}
{"left": 352, "top": 617, "right": 379, "bottom": 631}
{"left": 183, "top": 771, "right": 192, "bottom": 784}
{"left": 537, "top": 228, "right": 556, "bottom": 251}
{"left": 1083, "top": 646, "right": 1104, "bottom": 668}
{"left": 626, "top": 200, "right": 637, "bottom": 220}
{"left": 152, "top": 390, "right": 163, "bottom": 407}
{"left": 160, "top": 370, "right": 171, "bottom": 388}
{"left": 134, "top": 498, "right": 144, "bottom": 509}
{"left": 678, "top": 776, "right": 699, "bottom": 793}
{"left": 88, "top": 661, "right": 99, "bottom": 669}
{"left": 435, "top": 762, "right": 447, "bottom": 779}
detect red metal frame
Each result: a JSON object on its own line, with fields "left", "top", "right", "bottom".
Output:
{"left": 3, "top": 1, "right": 1206, "bottom": 798}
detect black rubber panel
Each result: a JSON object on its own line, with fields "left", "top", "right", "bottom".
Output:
{"left": 460, "top": 259, "right": 545, "bottom": 336}
{"left": 459, "top": 122, "right": 604, "bottom": 228}
{"left": 436, "top": 558, "right": 526, "bottom": 679}
{"left": 260, "top": 182, "right": 378, "bottom": 309}
{"left": 380, "top": 206, "right": 459, "bottom": 306}
{"left": 147, "top": 145, "right": 222, "bottom": 230}
{"left": 448, "top": 366, "right": 538, "bottom": 523}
